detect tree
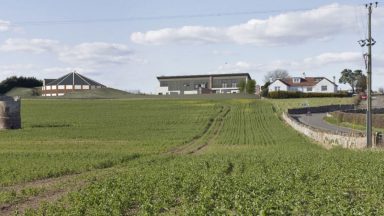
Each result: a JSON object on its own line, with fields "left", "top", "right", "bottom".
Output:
{"left": 246, "top": 79, "right": 256, "bottom": 94}
{"left": 356, "top": 74, "right": 367, "bottom": 93}
{"left": 0, "top": 76, "right": 43, "bottom": 94}
{"left": 338, "top": 69, "right": 363, "bottom": 94}
{"left": 264, "top": 69, "right": 289, "bottom": 83}
{"left": 237, "top": 80, "right": 246, "bottom": 93}
{"left": 261, "top": 81, "right": 271, "bottom": 97}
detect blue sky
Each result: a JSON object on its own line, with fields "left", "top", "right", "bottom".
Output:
{"left": 0, "top": 0, "right": 383, "bottom": 93}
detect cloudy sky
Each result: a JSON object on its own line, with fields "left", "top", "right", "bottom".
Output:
{"left": 0, "top": 0, "right": 383, "bottom": 93}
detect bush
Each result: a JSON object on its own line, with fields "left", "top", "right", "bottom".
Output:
{"left": 0, "top": 76, "right": 43, "bottom": 94}
{"left": 267, "top": 91, "right": 350, "bottom": 99}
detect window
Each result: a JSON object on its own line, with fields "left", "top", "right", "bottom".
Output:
{"left": 232, "top": 82, "right": 237, "bottom": 88}
{"left": 275, "top": 86, "right": 280, "bottom": 91}
{"left": 307, "top": 87, "right": 312, "bottom": 92}
{"left": 321, "top": 85, "right": 327, "bottom": 91}
{"left": 222, "top": 83, "right": 227, "bottom": 88}
{"left": 292, "top": 78, "right": 301, "bottom": 83}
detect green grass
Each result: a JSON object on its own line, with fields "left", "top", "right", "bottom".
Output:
{"left": 268, "top": 97, "right": 353, "bottom": 113}
{"left": 5, "top": 87, "right": 39, "bottom": 98}
{"left": 324, "top": 115, "right": 384, "bottom": 132}
{"left": 6, "top": 97, "right": 384, "bottom": 215}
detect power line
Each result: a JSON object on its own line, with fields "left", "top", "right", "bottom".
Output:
{"left": 11, "top": 4, "right": 360, "bottom": 26}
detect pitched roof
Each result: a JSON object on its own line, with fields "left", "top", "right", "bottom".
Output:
{"left": 157, "top": 73, "right": 251, "bottom": 80}
{"left": 46, "top": 72, "right": 105, "bottom": 87}
{"left": 275, "top": 77, "right": 337, "bottom": 87}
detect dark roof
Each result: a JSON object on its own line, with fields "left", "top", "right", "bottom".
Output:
{"left": 275, "top": 77, "right": 337, "bottom": 87}
{"left": 157, "top": 73, "right": 252, "bottom": 80}
{"left": 46, "top": 72, "right": 105, "bottom": 87}
{"left": 44, "top": 79, "right": 55, "bottom": 84}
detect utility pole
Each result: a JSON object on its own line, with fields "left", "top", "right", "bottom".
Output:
{"left": 359, "top": 2, "right": 378, "bottom": 147}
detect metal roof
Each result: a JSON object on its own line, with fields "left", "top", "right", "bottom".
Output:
{"left": 46, "top": 72, "right": 105, "bottom": 87}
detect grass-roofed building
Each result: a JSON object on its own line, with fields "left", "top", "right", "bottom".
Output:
{"left": 42, "top": 71, "right": 106, "bottom": 96}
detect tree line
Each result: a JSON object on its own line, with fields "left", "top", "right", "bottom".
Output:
{"left": 0, "top": 76, "right": 42, "bottom": 94}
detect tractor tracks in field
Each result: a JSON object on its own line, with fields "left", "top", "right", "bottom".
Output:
{"left": 168, "top": 104, "right": 231, "bottom": 155}
{"left": 1, "top": 105, "right": 231, "bottom": 215}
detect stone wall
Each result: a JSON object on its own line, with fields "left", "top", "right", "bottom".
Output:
{"left": 282, "top": 112, "right": 368, "bottom": 149}
{"left": 0, "top": 96, "right": 21, "bottom": 129}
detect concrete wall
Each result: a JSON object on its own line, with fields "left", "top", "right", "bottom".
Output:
{"left": 0, "top": 96, "right": 21, "bottom": 129}
{"left": 282, "top": 112, "right": 367, "bottom": 149}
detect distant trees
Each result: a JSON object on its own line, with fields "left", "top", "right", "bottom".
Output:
{"left": 264, "top": 69, "right": 289, "bottom": 83}
{"left": 339, "top": 69, "right": 366, "bottom": 93}
{"left": 0, "top": 76, "right": 42, "bottom": 94}
{"left": 246, "top": 79, "right": 256, "bottom": 94}
{"left": 238, "top": 79, "right": 256, "bottom": 94}
{"left": 261, "top": 81, "right": 271, "bottom": 97}
{"left": 237, "top": 80, "right": 246, "bottom": 93}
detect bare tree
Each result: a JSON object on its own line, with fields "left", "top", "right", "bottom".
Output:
{"left": 264, "top": 69, "right": 289, "bottom": 83}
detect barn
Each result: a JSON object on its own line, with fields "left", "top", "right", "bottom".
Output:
{"left": 42, "top": 71, "right": 106, "bottom": 96}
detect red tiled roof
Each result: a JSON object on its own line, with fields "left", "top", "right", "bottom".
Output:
{"left": 277, "top": 77, "right": 336, "bottom": 87}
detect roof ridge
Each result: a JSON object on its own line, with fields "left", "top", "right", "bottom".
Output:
{"left": 56, "top": 73, "right": 73, "bottom": 85}
{"left": 75, "top": 72, "right": 91, "bottom": 85}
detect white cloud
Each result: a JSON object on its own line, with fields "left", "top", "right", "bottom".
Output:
{"left": 131, "top": 26, "right": 227, "bottom": 45}
{"left": 213, "top": 52, "right": 364, "bottom": 75}
{"left": 58, "top": 42, "right": 134, "bottom": 67}
{"left": 0, "top": 38, "right": 60, "bottom": 53}
{"left": 0, "top": 20, "right": 11, "bottom": 32}
{"left": 0, "top": 39, "right": 141, "bottom": 68}
{"left": 131, "top": 4, "right": 384, "bottom": 46}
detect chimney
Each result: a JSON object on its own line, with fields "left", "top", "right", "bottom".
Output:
{"left": 303, "top": 72, "right": 306, "bottom": 79}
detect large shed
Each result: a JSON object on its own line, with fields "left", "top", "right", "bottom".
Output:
{"left": 42, "top": 72, "right": 106, "bottom": 96}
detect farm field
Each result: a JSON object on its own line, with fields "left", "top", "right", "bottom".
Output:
{"left": 5, "top": 97, "right": 384, "bottom": 215}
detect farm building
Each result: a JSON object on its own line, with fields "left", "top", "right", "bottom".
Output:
{"left": 157, "top": 73, "right": 252, "bottom": 95}
{"left": 268, "top": 75, "right": 337, "bottom": 93}
{"left": 42, "top": 72, "right": 106, "bottom": 96}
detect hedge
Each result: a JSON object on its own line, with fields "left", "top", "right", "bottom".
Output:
{"left": 267, "top": 91, "right": 350, "bottom": 99}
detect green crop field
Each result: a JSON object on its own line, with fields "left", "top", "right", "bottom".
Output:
{"left": 4, "top": 97, "right": 384, "bottom": 215}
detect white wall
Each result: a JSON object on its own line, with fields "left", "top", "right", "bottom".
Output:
{"left": 184, "top": 90, "right": 198, "bottom": 95}
{"left": 268, "top": 80, "right": 288, "bottom": 92}
{"left": 313, "top": 79, "right": 336, "bottom": 93}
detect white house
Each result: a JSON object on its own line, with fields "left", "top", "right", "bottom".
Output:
{"left": 268, "top": 76, "right": 337, "bottom": 93}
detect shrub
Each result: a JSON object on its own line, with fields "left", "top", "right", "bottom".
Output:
{"left": 267, "top": 91, "right": 350, "bottom": 99}
{"left": 0, "top": 76, "right": 43, "bottom": 94}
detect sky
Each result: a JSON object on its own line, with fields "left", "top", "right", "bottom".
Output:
{"left": 0, "top": 0, "right": 383, "bottom": 93}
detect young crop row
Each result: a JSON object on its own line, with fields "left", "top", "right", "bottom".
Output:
{"left": 25, "top": 99, "right": 384, "bottom": 215}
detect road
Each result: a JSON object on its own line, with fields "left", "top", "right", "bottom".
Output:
{"left": 290, "top": 113, "right": 362, "bottom": 134}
